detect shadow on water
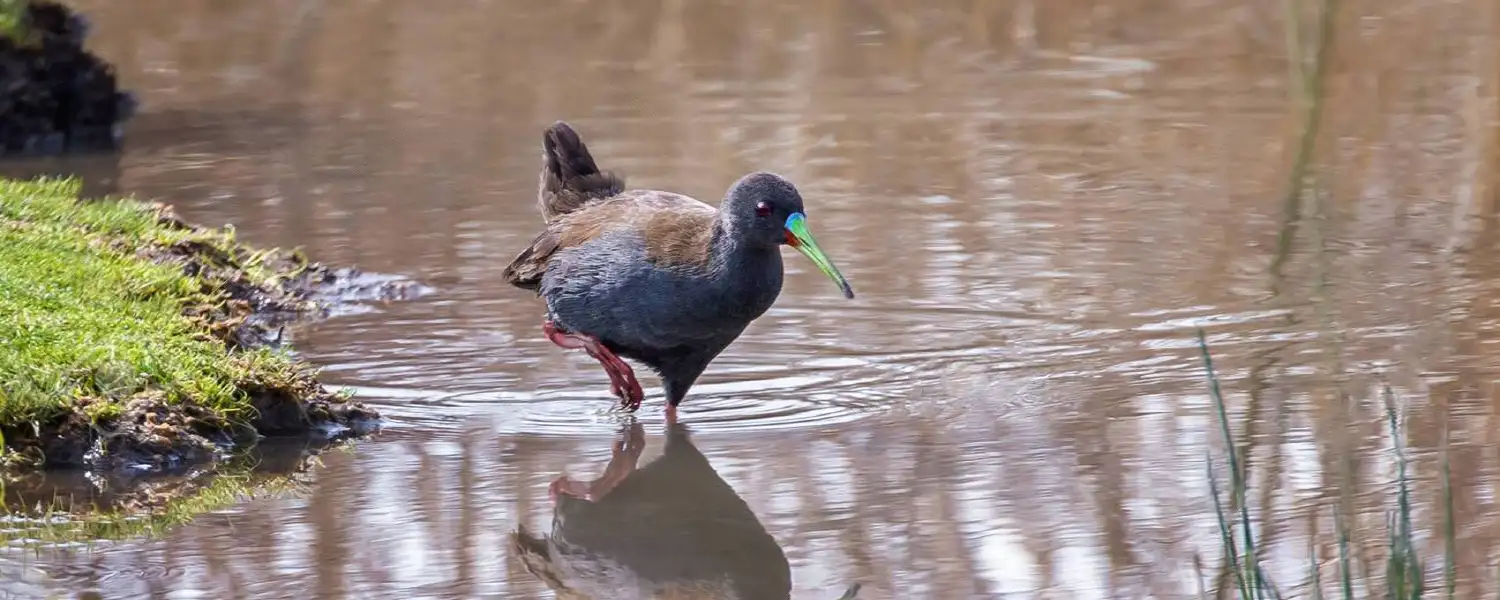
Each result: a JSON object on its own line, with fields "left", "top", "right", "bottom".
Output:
{"left": 510, "top": 419, "right": 804, "bottom": 600}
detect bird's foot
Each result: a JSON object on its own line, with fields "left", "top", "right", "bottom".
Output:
{"left": 607, "top": 358, "right": 644, "bottom": 411}
{"left": 590, "top": 346, "right": 643, "bottom": 410}
{"left": 543, "top": 320, "right": 645, "bottom": 411}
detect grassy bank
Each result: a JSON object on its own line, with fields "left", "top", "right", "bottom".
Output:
{"left": 0, "top": 177, "right": 388, "bottom": 472}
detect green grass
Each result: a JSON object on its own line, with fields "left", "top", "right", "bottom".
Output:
{"left": 1196, "top": 328, "right": 1454, "bottom": 599}
{"left": 0, "top": 177, "right": 317, "bottom": 463}
{"left": 0, "top": 0, "right": 26, "bottom": 44}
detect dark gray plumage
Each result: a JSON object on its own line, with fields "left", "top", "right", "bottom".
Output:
{"left": 503, "top": 121, "right": 854, "bottom": 413}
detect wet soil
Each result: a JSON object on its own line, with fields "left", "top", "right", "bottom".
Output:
{"left": 0, "top": 1, "right": 136, "bottom": 156}
{"left": 0, "top": 202, "right": 426, "bottom": 475}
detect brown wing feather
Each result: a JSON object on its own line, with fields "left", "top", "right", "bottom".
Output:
{"left": 642, "top": 209, "right": 715, "bottom": 268}
{"left": 501, "top": 191, "right": 717, "bottom": 293}
{"left": 500, "top": 229, "right": 563, "bottom": 291}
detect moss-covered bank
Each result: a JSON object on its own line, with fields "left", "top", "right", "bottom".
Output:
{"left": 0, "top": 177, "right": 416, "bottom": 473}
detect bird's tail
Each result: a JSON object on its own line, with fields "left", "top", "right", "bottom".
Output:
{"left": 538, "top": 121, "right": 625, "bottom": 222}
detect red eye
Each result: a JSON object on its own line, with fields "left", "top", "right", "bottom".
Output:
{"left": 755, "top": 202, "right": 772, "bottom": 217}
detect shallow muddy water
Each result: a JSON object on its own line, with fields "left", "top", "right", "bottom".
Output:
{"left": 7, "top": 0, "right": 1500, "bottom": 598}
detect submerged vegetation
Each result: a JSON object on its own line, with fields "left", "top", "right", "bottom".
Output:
{"left": 1198, "top": 329, "right": 1453, "bottom": 599}
{"left": 0, "top": 177, "right": 404, "bottom": 473}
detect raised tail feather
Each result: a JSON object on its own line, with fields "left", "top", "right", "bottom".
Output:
{"left": 503, "top": 122, "right": 625, "bottom": 292}
{"left": 538, "top": 121, "right": 625, "bottom": 223}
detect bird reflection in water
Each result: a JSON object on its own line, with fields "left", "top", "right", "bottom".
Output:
{"left": 509, "top": 419, "right": 795, "bottom": 600}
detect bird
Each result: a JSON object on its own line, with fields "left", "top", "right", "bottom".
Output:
{"left": 502, "top": 121, "right": 854, "bottom": 418}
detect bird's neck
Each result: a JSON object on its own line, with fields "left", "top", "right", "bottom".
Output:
{"left": 706, "top": 221, "right": 784, "bottom": 308}
{"left": 707, "top": 219, "right": 778, "bottom": 267}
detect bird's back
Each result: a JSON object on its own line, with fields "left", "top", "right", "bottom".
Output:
{"left": 504, "top": 121, "right": 719, "bottom": 291}
{"left": 503, "top": 189, "right": 717, "bottom": 288}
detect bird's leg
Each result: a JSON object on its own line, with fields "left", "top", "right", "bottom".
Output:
{"left": 549, "top": 422, "right": 646, "bottom": 503}
{"left": 542, "top": 321, "right": 624, "bottom": 396}
{"left": 542, "top": 320, "right": 645, "bottom": 410}
{"left": 662, "top": 375, "right": 696, "bottom": 423}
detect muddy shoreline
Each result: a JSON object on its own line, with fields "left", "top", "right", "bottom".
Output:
{"left": 0, "top": 200, "right": 425, "bottom": 475}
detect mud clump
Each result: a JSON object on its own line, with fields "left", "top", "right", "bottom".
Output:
{"left": 78, "top": 394, "right": 231, "bottom": 473}
{"left": 0, "top": 1, "right": 136, "bottom": 156}
{"left": 145, "top": 203, "right": 427, "bottom": 351}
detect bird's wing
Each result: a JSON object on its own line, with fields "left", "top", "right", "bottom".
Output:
{"left": 502, "top": 191, "right": 716, "bottom": 291}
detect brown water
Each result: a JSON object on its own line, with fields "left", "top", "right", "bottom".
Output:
{"left": 6, "top": 0, "right": 1500, "bottom": 598}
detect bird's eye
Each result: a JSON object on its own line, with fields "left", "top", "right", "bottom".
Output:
{"left": 755, "top": 202, "right": 772, "bottom": 217}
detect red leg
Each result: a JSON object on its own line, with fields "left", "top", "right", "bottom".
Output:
{"left": 543, "top": 321, "right": 645, "bottom": 410}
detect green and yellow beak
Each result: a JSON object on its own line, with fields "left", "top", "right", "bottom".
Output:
{"left": 784, "top": 212, "right": 854, "bottom": 299}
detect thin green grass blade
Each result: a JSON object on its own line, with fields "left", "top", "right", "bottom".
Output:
{"left": 1334, "top": 506, "right": 1353, "bottom": 600}
{"left": 1209, "top": 455, "right": 1251, "bottom": 598}
{"left": 1198, "top": 328, "right": 1265, "bottom": 597}
{"left": 1256, "top": 566, "right": 1283, "bottom": 600}
{"left": 1382, "top": 384, "right": 1425, "bottom": 599}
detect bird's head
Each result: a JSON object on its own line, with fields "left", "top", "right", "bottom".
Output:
{"left": 725, "top": 172, "right": 854, "bottom": 299}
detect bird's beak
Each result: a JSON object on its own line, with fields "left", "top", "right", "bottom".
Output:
{"left": 784, "top": 212, "right": 854, "bottom": 299}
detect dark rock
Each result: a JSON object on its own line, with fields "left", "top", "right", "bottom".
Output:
{"left": 0, "top": 1, "right": 134, "bottom": 157}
